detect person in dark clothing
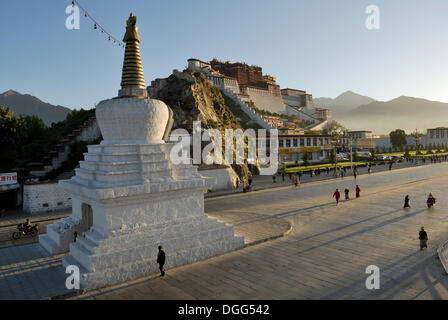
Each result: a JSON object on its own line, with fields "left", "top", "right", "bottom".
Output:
{"left": 282, "top": 173, "right": 285, "bottom": 182}
{"left": 326, "top": 167, "right": 330, "bottom": 175}
{"left": 419, "top": 227, "right": 428, "bottom": 250}
{"left": 333, "top": 189, "right": 341, "bottom": 204}
{"left": 74, "top": 231, "right": 78, "bottom": 242}
{"left": 344, "top": 188, "right": 350, "bottom": 200}
{"left": 248, "top": 177, "right": 252, "bottom": 186}
{"left": 157, "top": 245, "right": 166, "bottom": 276}
{"left": 355, "top": 185, "right": 361, "bottom": 198}
{"left": 235, "top": 178, "right": 239, "bottom": 189}
{"left": 272, "top": 175, "right": 276, "bottom": 183}
{"left": 404, "top": 195, "right": 410, "bottom": 208}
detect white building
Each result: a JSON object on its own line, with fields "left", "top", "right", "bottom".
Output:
{"left": 426, "top": 127, "right": 448, "bottom": 146}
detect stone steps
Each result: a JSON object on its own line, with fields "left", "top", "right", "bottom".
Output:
{"left": 74, "top": 167, "right": 174, "bottom": 187}
{"left": 78, "top": 159, "right": 171, "bottom": 172}
{"left": 81, "top": 216, "right": 223, "bottom": 250}
{"left": 70, "top": 222, "right": 237, "bottom": 272}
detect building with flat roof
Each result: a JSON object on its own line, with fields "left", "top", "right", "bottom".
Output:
{"left": 426, "top": 127, "right": 448, "bottom": 146}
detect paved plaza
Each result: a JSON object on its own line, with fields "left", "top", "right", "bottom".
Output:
{"left": 2, "top": 163, "right": 448, "bottom": 299}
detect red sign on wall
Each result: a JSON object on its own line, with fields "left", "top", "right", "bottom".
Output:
{"left": 0, "top": 172, "right": 17, "bottom": 185}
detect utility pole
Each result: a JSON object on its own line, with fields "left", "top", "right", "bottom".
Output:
{"left": 350, "top": 137, "right": 353, "bottom": 170}
{"left": 332, "top": 136, "right": 339, "bottom": 176}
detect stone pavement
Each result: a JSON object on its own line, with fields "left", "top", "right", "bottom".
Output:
{"left": 364, "top": 254, "right": 448, "bottom": 299}
{"left": 0, "top": 209, "right": 70, "bottom": 228}
{"left": 0, "top": 202, "right": 291, "bottom": 299}
{"left": 0, "top": 243, "right": 71, "bottom": 300}
{"left": 72, "top": 163, "right": 448, "bottom": 300}
{"left": 204, "top": 160, "right": 425, "bottom": 199}
{"left": 2, "top": 163, "right": 448, "bottom": 300}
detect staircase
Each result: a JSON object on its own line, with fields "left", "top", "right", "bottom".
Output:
{"left": 28, "top": 117, "right": 101, "bottom": 178}
{"left": 221, "top": 89, "right": 273, "bottom": 130}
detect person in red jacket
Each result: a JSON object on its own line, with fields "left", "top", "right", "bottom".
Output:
{"left": 356, "top": 185, "right": 361, "bottom": 198}
{"left": 333, "top": 189, "right": 341, "bottom": 204}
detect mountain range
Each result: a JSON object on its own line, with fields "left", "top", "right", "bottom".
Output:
{"left": 0, "top": 90, "right": 71, "bottom": 126}
{"left": 2, "top": 88, "right": 447, "bottom": 135}
{"left": 314, "top": 91, "right": 448, "bottom": 134}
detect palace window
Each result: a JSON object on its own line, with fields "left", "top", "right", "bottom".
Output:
{"left": 286, "top": 139, "right": 291, "bottom": 147}
{"left": 279, "top": 139, "right": 284, "bottom": 147}
{"left": 293, "top": 139, "right": 298, "bottom": 147}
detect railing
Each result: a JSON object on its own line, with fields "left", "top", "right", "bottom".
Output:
{"left": 437, "top": 238, "right": 448, "bottom": 274}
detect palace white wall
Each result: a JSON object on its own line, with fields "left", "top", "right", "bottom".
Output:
{"left": 243, "top": 87, "right": 286, "bottom": 114}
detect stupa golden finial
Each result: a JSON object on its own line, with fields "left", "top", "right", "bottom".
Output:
{"left": 118, "top": 13, "right": 148, "bottom": 98}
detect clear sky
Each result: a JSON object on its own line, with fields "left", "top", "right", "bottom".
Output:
{"left": 1, "top": 0, "right": 447, "bottom": 110}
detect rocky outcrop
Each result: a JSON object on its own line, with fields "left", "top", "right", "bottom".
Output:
{"left": 149, "top": 69, "right": 254, "bottom": 182}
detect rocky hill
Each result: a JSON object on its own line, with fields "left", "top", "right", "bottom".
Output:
{"left": 0, "top": 90, "right": 71, "bottom": 126}
{"left": 150, "top": 69, "right": 256, "bottom": 180}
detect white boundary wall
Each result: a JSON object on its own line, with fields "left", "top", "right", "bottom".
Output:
{"left": 199, "top": 167, "right": 238, "bottom": 191}
{"left": 23, "top": 181, "right": 72, "bottom": 214}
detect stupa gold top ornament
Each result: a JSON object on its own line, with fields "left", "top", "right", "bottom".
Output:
{"left": 118, "top": 13, "right": 148, "bottom": 98}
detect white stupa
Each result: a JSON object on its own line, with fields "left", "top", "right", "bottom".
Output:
{"left": 39, "top": 13, "right": 244, "bottom": 290}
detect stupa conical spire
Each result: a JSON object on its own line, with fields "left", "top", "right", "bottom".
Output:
{"left": 118, "top": 13, "right": 148, "bottom": 98}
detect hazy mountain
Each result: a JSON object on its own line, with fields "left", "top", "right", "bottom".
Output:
{"left": 314, "top": 91, "right": 376, "bottom": 113}
{"left": 337, "top": 96, "right": 448, "bottom": 134}
{"left": 0, "top": 90, "right": 71, "bottom": 126}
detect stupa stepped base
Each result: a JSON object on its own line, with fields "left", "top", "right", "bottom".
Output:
{"left": 62, "top": 216, "right": 244, "bottom": 290}
{"left": 40, "top": 141, "right": 244, "bottom": 290}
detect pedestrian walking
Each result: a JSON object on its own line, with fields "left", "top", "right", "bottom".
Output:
{"left": 73, "top": 231, "right": 78, "bottom": 243}
{"left": 235, "top": 178, "right": 239, "bottom": 189}
{"left": 353, "top": 171, "right": 357, "bottom": 179}
{"left": 333, "top": 189, "right": 341, "bottom": 204}
{"left": 282, "top": 173, "right": 285, "bottom": 182}
{"left": 248, "top": 177, "right": 252, "bottom": 186}
{"left": 340, "top": 170, "right": 345, "bottom": 178}
{"left": 404, "top": 195, "right": 410, "bottom": 208}
{"left": 344, "top": 188, "right": 350, "bottom": 200}
{"left": 419, "top": 227, "right": 428, "bottom": 250}
{"left": 294, "top": 177, "right": 299, "bottom": 187}
{"left": 299, "top": 171, "right": 303, "bottom": 181}
{"left": 157, "top": 245, "right": 166, "bottom": 277}
{"left": 326, "top": 167, "right": 330, "bottom": 175}
{"left": 355, "top": 185, "right": 360, "bottom": 198}
{"left": 368, "top": 167, "right": 371, "bottom": 175}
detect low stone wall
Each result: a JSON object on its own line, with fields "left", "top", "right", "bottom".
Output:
{"left": 23, "top": 181, "right": 71, "bottom": 214}
{"left": 199, "top": 166, "right": 238, "bottom": 191}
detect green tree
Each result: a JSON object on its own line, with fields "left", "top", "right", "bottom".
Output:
{"left": 389, "top": 129, "right": 407, "bottom": 149}
{"left": 0, "top": 106, "right": 23, "bottom": 171}
{"left": 302, "top": 152, "right": 311, "bottom": 166}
